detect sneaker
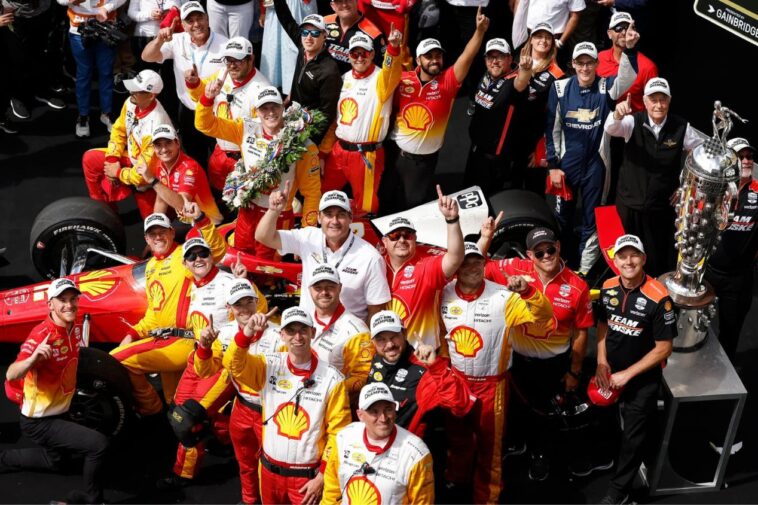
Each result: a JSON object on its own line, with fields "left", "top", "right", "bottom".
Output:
{"left": 35, "top": 96, "right": 66, "bottom": 110}
{"left": 50, "top": 82, "right": 66, "bottom": 93}
{"left": 709, "top": 440, "right": 742, "bottom": 456}
{"left": 75, "top": 116, "right": 90, "bottom": 138}
{"left": 569, "top": 457, "right": 614, "bottom": 477}
{"left": 503, "top": 441, "right": 527, "bottom": 459}
{"left": 9, "top": 98, "right": 30, "bottom": 120}
{"left": 599, "top": 493, "right": 630, "bottom": 505}
{"left": 100, "top": 112, "right": 114, "bottom": 132}
{"left": 528, "top": 452, "right": 549, "bottom": 481}
{"left": 155, "top": 473, "right": 191, "bottom": 491}
{"left": 0, "top": 121, "right": 18, "bottom": 134}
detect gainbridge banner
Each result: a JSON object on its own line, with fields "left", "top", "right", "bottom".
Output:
{"left": 694, "top": 0, "right": 758, "bottom": 47}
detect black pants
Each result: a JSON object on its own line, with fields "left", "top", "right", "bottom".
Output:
{"left": 0, "top": 11, "right": 55, "bottom": 102}
{"left": 0, "top": 415, "right": 109, "bottom": 502}
{"left": 616, "top": 203, "right": 676, "bottom": 278}
{"left": 178, "top": 102, "right": 215, "bottom": 168}
{"left": 704, "top": 266, "right": 754, "bottom": 360}
{"left": 463, "top": 144, "right": 517, "bottom": 196}
{"left": 380, "top": 141, "right": 438, "bottom": 214}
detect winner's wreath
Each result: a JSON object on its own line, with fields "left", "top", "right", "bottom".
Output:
{"left": 222, "top": 103, "right": 326, "bottom": 210}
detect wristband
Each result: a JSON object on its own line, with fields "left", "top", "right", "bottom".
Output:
{"left": 149, "top": 178, "right": 159, "bottom": 187}
{"left": 445, "top": 216, "right": 460, "bottom": 224}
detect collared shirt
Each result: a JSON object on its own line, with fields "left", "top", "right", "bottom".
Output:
{"left": 526, "top": 0, "right": 585, "bottom": 32}
{"left": 604, "top": 113, "right": 703, "bottom": 148}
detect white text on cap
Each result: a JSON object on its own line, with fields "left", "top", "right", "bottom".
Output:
{"left": 644, "top": 78, "right": 671, "bottom": 97}
{"left": 319, "top": 190, "right": 351, "bottom": 212}
{"left": 47, "top": 278, "right": 81, "bottom": 299}
{"left": 227, "top": 280, "right": 257, "bottom": 305}
{"left": 572, "top": 42, "right": 598, "bottom": 60}
{"left": 144, "top": 213, "right": 172, "bottom": 232}
{"left": 358, "top": 382, "right": 397, "bottom": 411}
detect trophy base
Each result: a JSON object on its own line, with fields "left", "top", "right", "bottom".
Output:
{"left": 658, "top": 272, "right": 715, "bottom": 308}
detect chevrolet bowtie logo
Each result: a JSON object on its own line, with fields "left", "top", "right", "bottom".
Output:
{"left": 566, "top": 107, "right": 599, "bottom": 123}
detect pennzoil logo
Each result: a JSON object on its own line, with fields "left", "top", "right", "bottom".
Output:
{"left": 273, "top": 402, "right": 310, "bottom": 440}
{"left": 339, "top": 98, "right": 359, "bottom": 126}
{"left": 345, "top": 476, "right": 380, "bottom": 505}
{"left": 450, "top": 326, "right": 483, "bottom": 357}
{"left": 77, "top": 269, "right": 118, "bottom": 301}
{"left": 389, "top": 296, "right": 409, "bottom": 321}
{"left": 401, "top": 104, "right": 433, "bottom": 131}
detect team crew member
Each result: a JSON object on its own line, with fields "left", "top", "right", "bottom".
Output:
{"left": 323, "top": 0, "right": 386, "bottom": 73}
{"left": 324, "top": 30, "right": 402, "bottom": 214}
{"left": 137, "top": 124, "right": 223, "bottom": 224}
{"left": 322, "top": 382, "right": 435, "bottom": 504}
{"left": 195, "top": 85, "right": 321, "bottom": 258}
{"left": 194, "top": 279, "right": 281, "bottom": 504}
{"left": 463, "top": 38, "right": 531, "bottom": 195}
{"left": 367, "top": 310, "right": 475, "bottom": 437}
{"left": 142, "top": 1, "right": 228, "bottom": 166}
{"left": 383, "top": 185, "right": 464, "bottom": 347}
{"left": 307, "top": 264, "right": 373, "bottom": 404}
{"left": 705, "top": 137, "right": 758, "bottom": 360}
{"left": 440, "top": 242, "right": 553, "bottom": 504}
{"left": 81, "top": 70, "right": 171, "bottom": 218}
{"left": 545, "top": 28, "right": 639, "bottom": 274}
{"left": 484, "top": 227, "right": 594, "bottom": 481}
{"left": 227, "top": 307, "right": 352, "bottom": 505}
{"left": 1, "top": 279, "right": 109, "bottom": 505}
{"left": 110, "top": 208, "right": 226, "bottom": 416}
{"left": 186, "top": 36, "right": 271, "bottom": 192}
{"left": 257, "top": 189, "right": 392, "bottom": 322}
{"left": 385, "top": 10, "right": 488, "bottom": 211}
{"left": 604, "top": 78, "right": 703, "bottom": 277}
{"left": 595, "top": 234, "right": 675, "bottom": 505}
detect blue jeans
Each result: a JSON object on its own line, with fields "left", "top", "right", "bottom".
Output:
{"left": 69, "top": 32, "right": 115, "bottom": 117}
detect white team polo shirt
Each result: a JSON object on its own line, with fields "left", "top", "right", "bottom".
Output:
{"left": 279, "top": 227, "right": 391, "bottom": 321}
{"left": 526, "top": 0, "right": 586, "bottom": 33}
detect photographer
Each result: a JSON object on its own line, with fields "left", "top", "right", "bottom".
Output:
{"left": 57, "top": 0, "right": 126, "bottom": 138}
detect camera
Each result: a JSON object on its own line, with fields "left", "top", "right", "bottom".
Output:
{"left": 79, "top": 18, "right": 128, "bottom": 48}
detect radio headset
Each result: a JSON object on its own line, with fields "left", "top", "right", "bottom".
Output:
{"left": 339, "top": 462, "right": 377, "bottom": 497}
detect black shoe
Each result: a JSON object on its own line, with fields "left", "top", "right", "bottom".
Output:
{"left": 50, "top": 83, "right": 66, "bottom": 93}
{"left": 155, "top": 473, "right": 191, "bottom": 491}
{"left": 0, "top": 121, "right": 18, "bottom": 134}
{"left": 9, "top": 98, "right": 30, "bottom": 119}
{"left": 528, "top": 453, "right": 549, "bottom": 481}
{"left": 599, "top": 492, "right": 630, "bottom": 505}
{"left": 569, "top": 457, "right": 614, "bottom": 477}
{"left": 35, "top": 95, "right": 66, "bottom": 110}
{"left": 503, "top": 441, "right": 527, "bottom": 459}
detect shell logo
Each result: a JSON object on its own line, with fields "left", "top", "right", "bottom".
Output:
{"left": 389, "top": 296, "right": 409, "bottom": 321}
{"left": 216, "top": 101, "right": 231, "bottom": 119}
{"left": 77, "top": 269, "right": 118, "bottom": 300}
{"left": 339, "top": 98, "right": 359, "bottom": 126}
{"left": 273, "top": 402, "right": 310, "bottom": 440}
{"left": 346, "top": 476, "right": 381, "bottom": 505}
{"left": 523, "top": 315, "right": 556, "bottom": 341}
{"left": 149, "top": 281, "right": 166, "bottom": 311}
{"left": 189, "top": 311, "right": 209, "bottom": 331}
{"left": 401, "top": 104, "right": 432, "bottom": 131}
{"left": 449, "top": 326, "right": 484, "bottom": 358}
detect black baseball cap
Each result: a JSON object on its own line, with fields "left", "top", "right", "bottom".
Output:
{"left": 526, "top": 227, "right": 557, "bottom": 250}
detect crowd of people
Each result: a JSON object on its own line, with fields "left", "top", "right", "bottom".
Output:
{"left": 2, "top": 0, "right": 758, "bottom": 504}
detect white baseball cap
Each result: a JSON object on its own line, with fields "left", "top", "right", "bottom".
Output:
{"left": 152, "top": 124, "right": 177, "bottom": 142}
{"left": 281, "top": 307, "right": 314, "bottom": 328}
{"left": 182, "top": 237, "right": 210, "bottom": 257}
{"left": 300, "top": 14, "right": 325, "bottom": 31}
{"left": 485, "top": 38, "right": 511, "bottom": 55}
{"left": 144, "top": 213, "right": 172, "bottom": 232}
{"left": 464, "top": 241, "right": 485, "bottom": 257}
{"left": 370, "top": 310, "right": 404, "bottom": 338}
{"left": 319, "top": 190, "right": 351, "bottom": 213}
{"left": 227, "top": 279, "right": 258, "bottom": 305}
{"left": 609, "top": 11, "right": 634, "bottom": 29}
{"left": 572, "top": 42, "right": 598, "bottom": 60}
{"left": 358, "top": 382, "right": 398, "bottom": 410}
{"left": 47, "top": 278, "right": 81, "bottom": 299}
{"left": 531, "top": 22, "right": 554, "bottom": 36}
{"left": 385, "top": 216, "right": 416, "bottom": 234}
{"left": 349, "top": 33, "right": 373, "bottom": 52}
{"left": 255, "top": 86, "right": 283, "bottom": 108}
{"left": 644, "top": 77, "right": 671, "bottom": 97}
{"left": 308, "top": 264, "right": 341, "bottom": 286}
{"left": 124, "top": 69, "right": 163, "bottom": 94}
{"left": 223, "top": 37, "right": 253, "bottom": 60}
{"left": 614, "top": 234, "right": 645, "bottom": 255}
{"left": 727, "top": 137, "right": 755, "bottom": 154}
{"left": 416, "top": 38, "right": 444, "bottom": 56}
{"left": 180, "top": 1, "right": 205, "bottom": 19}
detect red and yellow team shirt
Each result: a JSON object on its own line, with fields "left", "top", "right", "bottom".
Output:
{"left": 108, "top": 99, "right": 173, "bottom": 172}
{"left": 386, "top": 253, "right": 448, "bottom": 348}
{"left": 485, "top": 258, "right": 594, "bottom": 358}
{"left": 390, "top": 66, "right": 461, "bottom": 155}
{"left": 155, "top": 152, "right": 223, "bottom": 225}
{"left": 16, "top": 318, "right": 82, "bottom": 418}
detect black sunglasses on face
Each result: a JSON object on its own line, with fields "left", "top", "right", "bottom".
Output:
{"left": 612, "top": 23, "right": 630, "bottom": 33}
{"left": 385, "top": 230, "right": 416, "bottom": 241}
{"left": 184, "top": 249, "right": 211, "bottom": 261}
{"left": 533, "top": 246, "right": 557, "bottom": 259}
{"left": 301, "top": 28, "right": 322, "bottom": 38}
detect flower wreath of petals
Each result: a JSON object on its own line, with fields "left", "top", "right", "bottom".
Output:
{"left": 222, "top": 103, "right": 326, "bottom": 210}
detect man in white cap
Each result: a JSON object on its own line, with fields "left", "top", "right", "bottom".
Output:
{"left": 322, "top": 382, "right": 435, "bottom": 504}
{"left": 196, "top": 84, "right": 321, "bottom": 258}
{"left": 136, "top": 124, "right": 223, "bottom": 225}
{"left": 142, "top": 1, "right": 228, "bottom": 166}
{"left": 323, "top": 27, "right": 403, "bottom": 214}
{"left": 256, "top": 188, "right": 391, "bottom": 321}
{"left": 595, "top": 234, "right": 674, "bottom": 505}
{"left": 193, "top": 279, "right": 280, "bottom": 504}
{"left": 383, "top": 8, "right": 488, "bottom": 211}
{"left": 185, "top": 36, "right": 272, "bottom": 193}
{"left": 440, "top": 242, "right": 553, "bottom": 504}
{"left": 382, "top": 185, "right": 464, "bottom": 347}
{"left": 227, "top": 306, "right": 351, "bottom": 504}
{"left": 81, "top": 69, "right": 173, "bottom": 219}
{"left": 545, "top": 26, "right": 640, "bottom": 275}
{"left": 2, "top": 278, "right": 110, "bottom": 504}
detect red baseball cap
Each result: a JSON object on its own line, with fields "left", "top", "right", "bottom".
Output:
{"left": 587, "top": 376, "right": 622, "bottom": 407}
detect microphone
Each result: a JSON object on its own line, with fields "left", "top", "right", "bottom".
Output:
{"left": 360, "top": 462, "right": 376, "bottom": 475}
{"left": 340, "top": 462, "right": 377, "bottom": 496}
{"left": 294, "top": 377, "right": 315, "bottom": 415}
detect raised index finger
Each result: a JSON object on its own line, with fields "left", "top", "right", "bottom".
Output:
{"left": 220, "top": 68, "right": 229, "bottom": 83}
{"left": 265, "top": 307, "right": 279, "bottom": 318}
{"left": 436, "top": 184, "right": 444, "bottom": 200}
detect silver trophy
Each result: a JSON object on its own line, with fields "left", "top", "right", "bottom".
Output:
{"left": 660, "top": 101, "right": 745, "bottom": 350}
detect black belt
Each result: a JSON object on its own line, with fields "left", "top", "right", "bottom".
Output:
{"left": 513, "top": 348, "right": 571, "bottom": 365}
{"left": 235, "top": 394, "right": 262, "bottom": 413}
{"left": 148, "top": 327, "right": 193, "bottom": 339}
{"left": 338, "top": 140, "right": 382, "bottom": 152}
{"left": 225, "top": 151, "right": 242, "bottom": 161}
{"left": 399, "top": 149, "right": 436, "bottom": 161}
{"left": 260, "top": 453, "right": 318, "bottom": 479}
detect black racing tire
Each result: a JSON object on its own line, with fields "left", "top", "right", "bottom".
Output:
{"left": 70, "top": 347, "right": 134, "bottom": 439}
{"left": 487, "top": 190, "right": 559, "bottom": 259}
{"left": 30, "top": 197, "right": 125, "bottom": 279}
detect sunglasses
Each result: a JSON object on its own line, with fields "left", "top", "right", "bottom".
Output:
{"left": 739, "top": 153, "right": 754, "bottom": 160}
{"left": 184, "top": 249, "right": 211, "bottom": 261}
{"left": 349, "top": 48, "right": 370, "bottom": 59}
{"left": 301, "top": 28, "right": 322, "bottom": 38}
{"left": 385, "top": 229, "right": 416, "bottom": 241}
{"left": 612, "top": 23, "right": 630, "bottom": 33}
{"left": 533, "top": 246, "right": 557, "bottom": 259}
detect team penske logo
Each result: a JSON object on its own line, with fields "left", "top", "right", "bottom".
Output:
{"left": 608, "top": 314, "right": 642, "bottom": 336}
{"left": 274, "top": 402, "right": 311, "bottom": 440}
{"left": 449, "top": 326, "right": 483, "bottom": 357}
{"left": 401, "top": 104, "right": 433, "bottom": 131}
{"left": 346, "top": 476, "right": 380, "bottom": 505}
{"left": 566, "top": 108, "right": 599, "bottom": 123}
{"left": 389, "top": 296, "right": 409, "bottom": 320}
{"left": 339, "top": 98, "right": 359, "bottom": 125}
{"left": 148, "top": 280, "right": 166, "bottom": 311}
{"left": 76, "top": 269, "right": 118, "bottom": 300}
{"left": 189, "top": 311, "right": 209, "bottom": 330}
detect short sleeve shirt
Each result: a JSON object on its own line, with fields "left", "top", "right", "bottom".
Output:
{"left": 526, "top": 0, "right": 586, "bottom": 32}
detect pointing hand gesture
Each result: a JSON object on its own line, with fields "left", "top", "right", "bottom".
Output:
{"left": 437, "top": 185, "right": 459, "bottom": 221}
{"left": 268, "top": 180, "right": 291, "bottom": 213}
{"left": 232, "top": 251, "right": 248, "bottom": 279}
{"left": 243, "top": 307, "right": 278, "bottom": 337}
{"left": 184, "top": 64, "right": 199, "bottom": 86}
{"left": 480, "top": 211, "right": 503, "bottom": 241}
{"left": 204, "top": 69, "right": 228, "bottom": 100}
{"left": 388, "top": 22, "right": 403, "bottom": 48}
{"left": 614, "top": 93, "right": 633, "bottom": 119}
{"left": 32, "top": 334, "right": 53, "bottom": 362}
{"left": 475, "top": 6, "right": 490, "bottom": 33}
